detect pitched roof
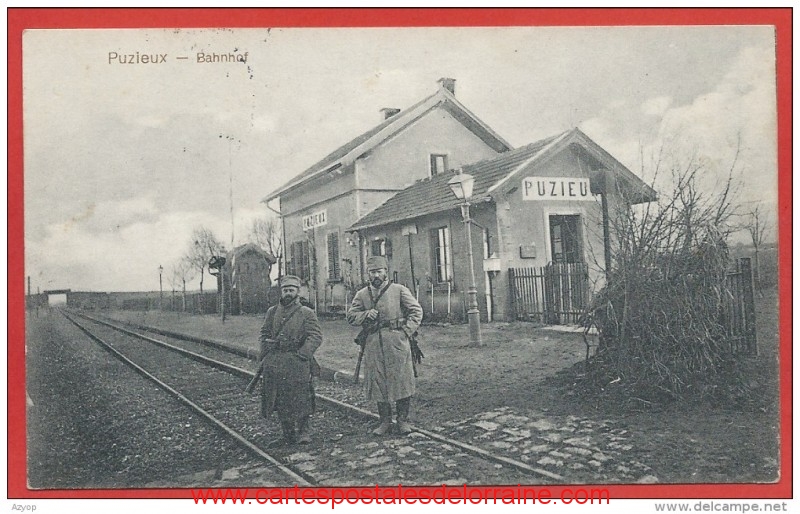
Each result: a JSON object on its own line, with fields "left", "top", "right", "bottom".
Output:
{"left": 227, "top": 243, "right": 277, "bottom": 264}
{"left": 348, "top": 131, "right": 568, "bottom": 231}
{"left": 348, "top": 128, "right": 657, "bottom": 232}
{"left": 262, "top": 85, "right": 512, "bottom": 203}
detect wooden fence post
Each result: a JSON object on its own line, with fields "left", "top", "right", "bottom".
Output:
{"left": 508, "top": 268, "right": 517, "bottom": 321}
{"left": 739, "top": 258, "right": 758, "bottom": 356}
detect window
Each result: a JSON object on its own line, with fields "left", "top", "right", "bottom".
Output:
{"left": 326, "top": 231, "right": 341, "bottom": 281}
{"left": 289, "top": 240, "right": 311, "bottom": 281}
{"left": 549, "top": 215, "right": 583, "bottom": 264}
{"left": 430, "top": 154, "right": 448, "bottom": 176}
{"left": 430, "top": 226, "right": 452, "bottom": 283}
{"left": 371, "top": 238, "right": 386, "bottom": 257}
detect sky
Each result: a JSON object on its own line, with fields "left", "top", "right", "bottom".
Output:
{"left": 22, "top": 25, "right": 778, "bottom": 292}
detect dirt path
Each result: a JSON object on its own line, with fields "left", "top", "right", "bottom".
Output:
{"left": 101, "top": 307, "right": 780, "bottom": 484}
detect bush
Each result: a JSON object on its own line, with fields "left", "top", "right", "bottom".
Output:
{"left": 579, "top": 161, "right": 755, "bottom": 406}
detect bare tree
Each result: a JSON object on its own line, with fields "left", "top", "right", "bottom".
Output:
{"left": 247, "top": 216, "right": 282, "bottom": 278}
{"left": 169, "top": 258, "right": 194, "bottom": 312}
{"left": 745, "top": 204, "right": 772, "bottom": 291}
{"left": 186, "top": 226, "right": 226, "bottom": 295}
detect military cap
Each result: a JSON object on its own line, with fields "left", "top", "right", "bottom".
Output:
{"left": 367, "top": 255, "right": 388, "bottom": 271}
{"left": 280, "top": 275, "right": 301, "bottom": 289}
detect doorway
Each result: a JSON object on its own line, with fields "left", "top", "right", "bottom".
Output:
{"left": 548, "top": 214, "right": 583, "bottom": 264}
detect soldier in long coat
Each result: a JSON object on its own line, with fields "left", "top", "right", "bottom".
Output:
{"left": 347, "top": 256, "right": 423, "bottom": 435}
{"left": 258, "top": 275, "right": 322, "bottom": 447}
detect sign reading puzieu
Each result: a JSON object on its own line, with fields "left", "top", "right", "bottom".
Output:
{"left": 522, "top": 177, "right": 594, "bottom": 201}
{"left": 302, "top": 210, "right": 328, "bottom": 231}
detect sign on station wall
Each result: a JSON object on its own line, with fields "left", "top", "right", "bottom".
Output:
{"left": 522, "top": 177, "right": 594, "bottom": 201}
{"left": 302, "top": 209, "right": 328, "bottom": 231}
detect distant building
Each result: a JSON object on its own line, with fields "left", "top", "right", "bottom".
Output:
{"left": 263, "top": 78, "right": 512, "bottom": 313}
{"left": 224, "top": 243, "right": 276, "bottom": 314}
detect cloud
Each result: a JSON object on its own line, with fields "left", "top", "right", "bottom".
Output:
{"left": 26, "top": 201, "right": 278, "bottom": 291}
{"left": 655, "top": 44, "right": 777, "bottom": 198}
{"left": 581, "top": 44, "right": 776, "bottom": 207}
{"left": 23, "top": 27, "right": 779, "bottom": 291}
{"left": 26, "top": 208, "right": 232, "bottom": 291}
{"left": 641, "top": 96, "right": 672, "bottom": 117}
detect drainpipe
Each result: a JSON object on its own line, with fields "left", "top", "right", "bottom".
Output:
{"left": 407, "top": 232, "right": 417, "bottom": 296}
{"left": 265, "top": 201, "right": 285, "bottom": 280}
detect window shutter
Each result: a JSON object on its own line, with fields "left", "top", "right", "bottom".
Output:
{"left": 327, "top": 232, "right": 341, "bottom": 280}
{"left": 288, "top": 242, "right": 296, "bottom": 276}
{"left": 301, "top": 240, "right": 311, "bottom": 281}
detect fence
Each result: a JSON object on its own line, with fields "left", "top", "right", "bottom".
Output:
{"left": 116, "top": 291, "right": 219, "bottom": 314}
{"left": 723, "top": 257, "right": 758, "bottom": 355}
{"left": 509, "top": 263, "right": 590, "bottom": 324}
{"left": 510, "top": 258, "right": 757, "bottom": 356}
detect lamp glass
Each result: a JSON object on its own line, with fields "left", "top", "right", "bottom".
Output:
{"left": 447, "top": 172, "right": 475, "bottom": 202}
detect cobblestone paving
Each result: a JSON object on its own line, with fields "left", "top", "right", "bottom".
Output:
{"left": 264, "top": 408, "right": 551, "bottom": 486}
{"left": 430, "top": 407, "right": 658, "bottom": 484}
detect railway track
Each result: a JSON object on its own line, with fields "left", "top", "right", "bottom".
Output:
{"left": 60, "top": 309, "right": 314, "bottom": 486}
{"left": 63, "top": 309, "right": 564, "bottom": 485}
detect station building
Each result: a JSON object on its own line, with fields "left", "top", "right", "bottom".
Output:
{"left": 263, "top": 78, "right": 512, "bottom": 313}
{"left": 264, "top": 79, "right": 655, "bottom": 323}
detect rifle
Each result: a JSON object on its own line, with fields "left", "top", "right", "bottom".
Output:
{"left": 245, "top": 357, "right": 267, "bottom": 393}
{"left": 352, "top": 282, "right": 391, "bottom": 384}
{"left": 353, "top": 331, "right": 367, "bottom": 384}
{"left": 244, "top": 338, "right": 278, "bottom": 393}
{"left": 409, "top": 331, "right": 424, "bottom": 378}
{"left": 353, "top": 321, "right": 379, "bottom": 384}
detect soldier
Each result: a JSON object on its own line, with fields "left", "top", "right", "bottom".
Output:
{"left": 347, "top": 256, "right": 423, "bottom": 435}
{"left": 257, "top": 275, "right": 322, "bottom": 447}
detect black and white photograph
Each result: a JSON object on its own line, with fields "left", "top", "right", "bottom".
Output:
{"left": 21, "top": 17, "right": 784, "bottom": 497}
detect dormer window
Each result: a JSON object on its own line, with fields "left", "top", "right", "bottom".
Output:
{"left": 430, "top": 154, "right": 448, "bottom": 176}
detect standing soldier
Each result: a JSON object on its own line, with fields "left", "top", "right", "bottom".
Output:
{"left": 347, "top": 256, "right": 423, "bottom": 435}
{"left": 256, "top": 275, "right": 322, "bottom": 447}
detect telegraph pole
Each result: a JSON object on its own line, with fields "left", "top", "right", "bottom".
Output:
{"left": 158, "top": 265, "right": 164, "bottom": 311}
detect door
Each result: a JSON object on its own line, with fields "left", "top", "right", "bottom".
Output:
{"left": 549, "top": 215, "right": 583, "bottom": 264}
{"left": 546, "top": 214, "right": 587, "bottom": 324}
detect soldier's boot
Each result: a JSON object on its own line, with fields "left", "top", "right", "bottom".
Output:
{"left": 268, "top": 419, "right": 296, "bottom": 448}
{"left": 395, "top": 397, "right": 413, "bottom": 435}
{"left": 372, "top": 402, "right": 393, "bottom": 436}
{"left": 296, "top": 416, "right": 312, "bottom": 445}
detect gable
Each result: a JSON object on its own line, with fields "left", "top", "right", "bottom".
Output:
{"left": 263, "top": 86, "right": 511, "bottom": 203}
{"left": 487, "top": 129, "right": 657, "bottom": 204}
{"left": 348, "top": 128, "right": 656, "bottom": 232}
{"left": 357, "top": 104, "right": 505, "bottom": 191}
{"left": 348, "top": 132, "right": 564, "bottom": 231}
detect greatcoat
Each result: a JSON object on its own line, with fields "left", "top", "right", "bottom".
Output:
{"left": 347, "top": 281, "right": 423, "bottom": 403}
{"left": 259, "top": 298, "right": 323, "bottom": 420}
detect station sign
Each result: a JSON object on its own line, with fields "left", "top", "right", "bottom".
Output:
{"left": 302, "top": 209, "right": 328, "bottom": 231}
{"left": 522, "top": 177, "right": 595, "bottom": 201}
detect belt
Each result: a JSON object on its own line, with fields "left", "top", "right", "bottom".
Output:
{"left": 378, "top": 318, "right": 406, "bottom": 330}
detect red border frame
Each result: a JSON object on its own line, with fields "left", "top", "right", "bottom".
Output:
{"left": 7, "top": 7, "right": 792, "bottom": 500}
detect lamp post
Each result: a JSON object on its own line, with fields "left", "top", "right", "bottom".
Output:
{"left": 158, "top": 265, "right": 164, "bottom": 311}
{"left": 447, "top": 171, "right": 483, "bottom": 347}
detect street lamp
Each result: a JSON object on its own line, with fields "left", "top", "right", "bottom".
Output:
{"left": 447, "top": 171, "right": 483, "bottom": 347}
{"left": 158, "top": 265, "right": 164, "bottom": 311}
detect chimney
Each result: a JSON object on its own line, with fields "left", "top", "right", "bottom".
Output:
{"left": 380, "top": 107, "right": 401, "bottom": 120}
{"left": 438, "top": 77, "right": 456, "bottom": 95}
